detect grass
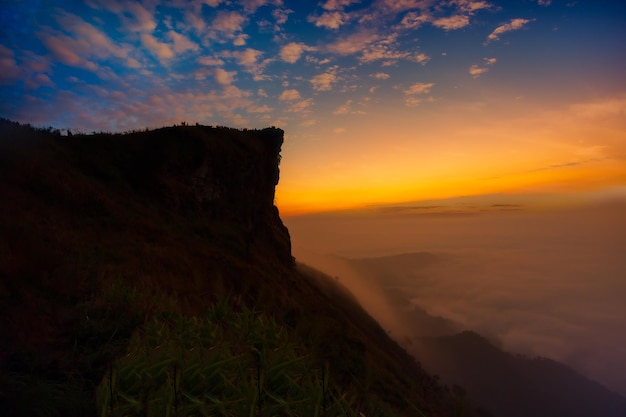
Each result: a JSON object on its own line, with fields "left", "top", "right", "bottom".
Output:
{"left": 96, "top": 302, "right": 401, "bottom": 417}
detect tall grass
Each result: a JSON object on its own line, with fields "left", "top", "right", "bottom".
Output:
{"left": 96, "top": 302, "right": 402, "bottom": 417}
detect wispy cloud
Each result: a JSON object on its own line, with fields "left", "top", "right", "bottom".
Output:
{"left": 309, "top": 11, "right": 350, "bottom": 29}
{"left": 403, "top": 82, "right": 435, "bottom": 106}
{"left": 570, "top": 96, "right": 626, "bottom": 119}
{"left": 433, "top": 15, "right": 470, "bottom": 30}
{"left": 322, "top": 0, "right": 360, "bottom": 10}
{"left": 325, "top": 30, "right": 379, "bottom": 55}
{"left": 371, "top": 72, "right": 391, "bottom": 80}
{"left": 0, "top": 45, "right": 22, "bottom": 84}
{"left": 469, "top": 57, "right": 497, "bottom": 78}
{"left": 141, "top": 33, "right": 174, "bottom": 62}
{"left": 404, "top": 82, "right": 435, "bottom": 95}
{"left": 288, "top": 98, "right": 315, "bottom": 113}
{"left": 487, "top": 18, "right": 533, "bottom": 42}
{"left": 167, "top": 30, "right": 199, "bottom": 54}
{"left": 334, "top": 100, "right": 351, "bottom": 115}
{"left": 221, "top": 48, "right": 270, "bottom": 80}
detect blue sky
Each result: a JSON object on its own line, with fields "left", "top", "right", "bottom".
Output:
{"left": 1, "top": 0, "right": 625, "bottom": 213}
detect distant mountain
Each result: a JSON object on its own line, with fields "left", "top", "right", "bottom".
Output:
{"left": 411, "top": 331, "right": 626, "bottom": 417}
{"left": 344, "top": 253, "right": 626, "bottom": 417}
{"left": 0, "top": 119, "right": 484, "bottom": 416}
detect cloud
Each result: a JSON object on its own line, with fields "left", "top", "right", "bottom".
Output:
{"left": 167, "top": 30, "right": 199, "bottom": 53}
{"left": 403, "top": 82, "right": 435, "bottom": 106}
{"left": 280, "top": 42, "right": 315, "bottom": 63}
{"left": 359, "top": 34, "right": 412, "bottom": 64}
{"left": 39, "top": 32, "right": 97, "bottom": 71}
{"left": 198, "top": 56, "right": 225, "bottom": 66}
{"left": 404, "top": 82, "right": 435, "bottom": 95}
{"left": 141, "top": 33, "right": 174, "bottom": 62}
{"left": 325, "top": 31, "right": 379, "bottom": 55}
{"left": 233, "top": 34, "right": 248, "bottom": 46}
{"left": 570, "top": 96, "right": 626, "bottom": 119}
{"left": 538, "top": 0, "right": 551, "bottom": 5}
{"left": 454, "top": 0, "right": 492, "bottom": 13}
{"left": 416, "top": 53, "right": 430, "bottom": 64}
{"left": 378, "top": 0, "right": 431, "bottom": 13}
{"left": 279, "top": 89, "right": 302, "bottom": 101}
{"left": 371, "top": 72, "right": 391, "bottom": 80}
{"left": 333, "top": 100, "right": 353, "bottom": 115}
{"left": 185, "top": 9, "right": 208, "bottom": 33}
{"left": 309, "top": 11, "right": 349, "bottom": 29}
{"left": 311, "top": 71, "right": 338, "bottom": 91}
{"left": 300, "top": 119, "right": 317, "bottom": 127}
{"left": 288, "top": 98, "right": 314, "bottom": 113}
{"left": 432, "top": 15, "right": 470, "bottom": 30}
{"left": 211, "top": 10, "right": 247, "bottom": 37}
{"left": 40, "top": 12, "right": 140, "bottom": 71}
{"left": 397, "top": 11, "right": 431, "bottom": 30}
{"left": 0, "top": 45, "right": 22, "bottom": 84}
{"left": 333, "top": 127, "right": 346, "bottom": 134}
{"left": 88, "top": 0, "right": 157, "bottom": 33}
{"left": 25, "top": 73, "right": 55, "bottom": 90}
{"left": 229, "top": 48, "right": 263, "bottom": 68}
{"left": 285, "top": 202, "right": 626, "bottom": 396}
{"left": 240, "top": 0, "right": 282, "bottom": 13}
{"left": 222, "top": 48, "right": 268, "bottom": 79}
{"left": 322, "top": 0, "right": 359, "bottom": 10}
{"left": 214, "top": 67, "right": 236, "bottom": 85}
{"left": 246, "top": 103, "right": 272, "bottom": 113}
{"left": 487, "top": 18, "right": 533, "bottom": 42}
{"left": 469, "top": 57, "right": 496, "bottom": 78}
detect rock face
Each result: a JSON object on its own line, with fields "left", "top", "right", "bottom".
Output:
{"left": 1, "top": 121, "right": 293, "bottom": 266}
{"left": 0, "top": 121, "right": 295, "bottom": 377}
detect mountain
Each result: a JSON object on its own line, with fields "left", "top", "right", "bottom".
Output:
{"left": 412, "top": 331, "right": 626, "bottom": 417}
{"left": 343, "top": 253, "right": 626, "bottom": 417}
{"left": 0, "top": 119, "right": 486, "bottom": 416}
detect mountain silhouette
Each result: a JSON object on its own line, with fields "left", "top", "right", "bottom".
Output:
{"left": 0, "top": 119, "right": 487, "bottom": 416}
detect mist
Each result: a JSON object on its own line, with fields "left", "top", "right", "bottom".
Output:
{"left": 284, "top": 199, "right": 626, "bottom": 397}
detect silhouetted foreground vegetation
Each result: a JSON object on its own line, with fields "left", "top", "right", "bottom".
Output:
{"left": 0, "top": 119, "right": 486, "bottom": 416}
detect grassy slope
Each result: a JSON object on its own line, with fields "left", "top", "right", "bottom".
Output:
{"left": 0, "top": 119, "right": 485, "bottom": 416}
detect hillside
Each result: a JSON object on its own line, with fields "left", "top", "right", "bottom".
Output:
{"left": 0, "top": 119, "right": 486, "bottom": 416}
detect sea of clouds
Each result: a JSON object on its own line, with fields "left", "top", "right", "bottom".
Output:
{"left": 285, "top": 199, "right": 626, "bottom": 396}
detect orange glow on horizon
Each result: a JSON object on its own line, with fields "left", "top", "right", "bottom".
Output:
{"left": 276, "top": 95, "right": 626, "bottom": 216}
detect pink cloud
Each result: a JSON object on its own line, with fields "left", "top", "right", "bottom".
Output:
{"left": 0, "top": 45, "right": 21, "bottom": 84}
{"left": 141, "top": 33, "right": 174, "bottom": 62}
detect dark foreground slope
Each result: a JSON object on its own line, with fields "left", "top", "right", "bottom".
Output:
{"left": 0, "top": 119, "right": 485, "bottom": 416}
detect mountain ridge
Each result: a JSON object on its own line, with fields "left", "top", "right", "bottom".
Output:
{"left": 0, "top": 119, "right": 484, "bottom": 416}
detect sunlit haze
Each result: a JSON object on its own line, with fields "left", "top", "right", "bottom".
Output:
{"left": 1, "top": 1, "right": 625, "bottom": 213}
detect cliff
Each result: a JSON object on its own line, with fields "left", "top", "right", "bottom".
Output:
{"left": 0, "top": 119, "right": 485, "bottom": 416}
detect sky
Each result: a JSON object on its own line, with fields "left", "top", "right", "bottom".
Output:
{"left": 1, "top": 0, "right": 626, "bottom": 214}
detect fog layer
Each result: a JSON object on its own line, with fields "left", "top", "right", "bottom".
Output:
{"left": 284, "top": 201, "right": 626, "bottom": 396}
